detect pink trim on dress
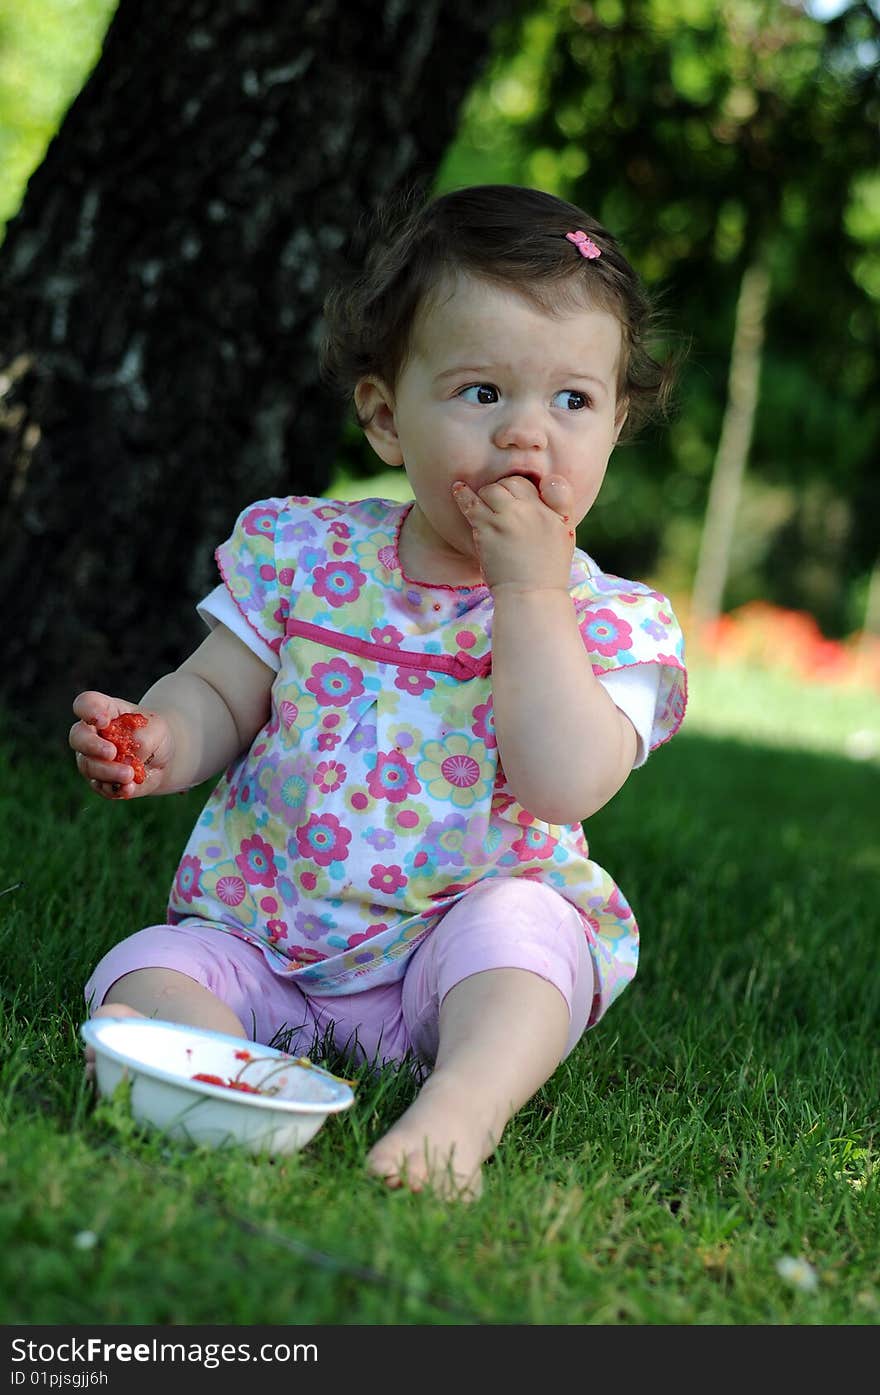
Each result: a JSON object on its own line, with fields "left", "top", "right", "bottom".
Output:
{"left": 285, "top": 617, "right": 492, "bottom": 681}
{"left": 215, "top": 546, "right": 284, "bottom": 654}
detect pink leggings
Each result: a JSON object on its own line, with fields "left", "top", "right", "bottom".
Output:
{"left": 85, "top": 877, "right": 596, "bottom": 1069}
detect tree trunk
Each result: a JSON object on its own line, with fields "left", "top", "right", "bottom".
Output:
{"left": 861, "top": 555, "right": 880, "bottom": 640}
{"left": 690, "top": 254, "right": 771, "bottom": 630}
{"left": 0, "top": 0, "right": 518, "bottom": 723}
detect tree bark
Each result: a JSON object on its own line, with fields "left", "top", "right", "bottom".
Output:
{"left": 690, "top": 254, "right": 771, "bottom": 630}
{"left": 0, "top": 0, "right": 518, "bottom": 723}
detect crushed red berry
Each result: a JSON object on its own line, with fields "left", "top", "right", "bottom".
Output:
{"left": 97, "top": 711, "right": 149, "bottom": 784}
{"left": 191, "top": 1071, "right": 262, "bottom": 1094}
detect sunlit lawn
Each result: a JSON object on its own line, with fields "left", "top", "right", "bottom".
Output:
{"left": 2, "top": 0, "right": 878, "bottom": 1329}
{"left": 684, "top": 658, "right": 880, "bottom": 763}
{"left": 0, "top": 660, "right": 877, "bottom": 1325}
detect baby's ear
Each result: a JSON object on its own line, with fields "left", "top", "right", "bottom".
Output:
{"left": 354, "top": 377, "right": 404, "bottom": 467}
{"left": 613, "top": 399, "right": 629, "bottom": 443}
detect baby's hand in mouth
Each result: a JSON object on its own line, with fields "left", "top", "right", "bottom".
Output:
{"left": 451, "top": 474, "right": 576, "bottom": 592}
{"left": 501, "top": 469, "right": 541, "bottom": 489}
{"left": 538, "top": 475, "right": 573, "bottom": 522}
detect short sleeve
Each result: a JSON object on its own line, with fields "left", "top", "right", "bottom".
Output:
{"left": 213, "top": 497, "right": 292, "bottom": 657}
{"left": 197, "top": 583, "right": 280, "bottom": 671}
{"left": 598, "top": 664, "right": 660, "bottom": 768}
{"left": 572, "top": 566, "right": 688, "bottom": 751}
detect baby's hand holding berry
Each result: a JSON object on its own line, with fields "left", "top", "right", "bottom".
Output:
{"left": 69, "top": 691, "right": 161, "bottom": 799}
{"left": 97, "top": 711, "right": 149, "bottom": 784}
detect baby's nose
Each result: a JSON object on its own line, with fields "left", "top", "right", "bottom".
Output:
{"left": 492, "top": 409, "right": 548, "bottom": 451}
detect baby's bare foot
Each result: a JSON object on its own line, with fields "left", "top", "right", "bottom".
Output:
{"left": 365, "top": 1073, "right": 499, "bottom": 1201}
{"left": 83, "top": 1002, "right": 145, "bottom": 1080}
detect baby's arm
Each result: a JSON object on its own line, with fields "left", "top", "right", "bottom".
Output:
{"left": 70, "top": 624, "right": 274, "bottom": 799}
{"left": 490, "top": 587, "right": 637, "bottom": 823}
{"left": 453, "top": 475, "right": 637, "bottom": 824}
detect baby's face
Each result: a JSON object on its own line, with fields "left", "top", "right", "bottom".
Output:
{"left": 360, "top": 273, "right": 625, "bottom": 585}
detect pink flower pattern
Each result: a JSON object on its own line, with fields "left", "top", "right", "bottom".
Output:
{"left": 368, "top": 863, "right": 408, "bottom": 895}
{"left": 175, "top": 855, "right": 201, "bottom": 903}
{"left": 235, "top": 834, "right": 277, "bottom": 887}
{"left": 394, "top": 669, "right": 435, "bottom": 695}
{"left": 167, "top": 494, "right": 686, "bottom": 1027}
{"left": 314, "top": 760, "right": 346, "bottom": 793}
{"left": 305, "top": 657, "right": 365, "bottom": 707}
{"left": 295, "top": 812, "right": 352, "bottom": 867}
{"left": 216, "top": 875, "right": 247, "bottom": 907}
{"left": 579, "top": 608, "right": 634, "bottom": 657}
{"left": 511, "top": 821, "right": 557, "bottom": 862}
{"left": 312, "top": 560, "right": 366, "bottom": 608}
{"left": 471, "top": 699, "right": 496, "bottom": 748}
{"left": 440, "top": 753, "right": 480, "bottom": 788}
{"left": 366, "top": 750, "right": 421, "bottom": 804}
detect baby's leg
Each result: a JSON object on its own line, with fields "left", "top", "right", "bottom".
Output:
{"left": 368, "top": 967, "right": 571, "bottom": 1199}
{"left": 84, "top": 955, "right": 245, "bottom": 1077}
{"left": 366, "top": 879, "right": 594, "bottom": 1199}
{"left": 83, "top": 924, "right": 318, "bottom": 1065}
{"left": 92, "top": 967, "right": 247, "bottom": 1035}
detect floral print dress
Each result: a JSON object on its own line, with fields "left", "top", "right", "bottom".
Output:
{"left": 167, "top": 495, "right": 687, "bottom": 1026}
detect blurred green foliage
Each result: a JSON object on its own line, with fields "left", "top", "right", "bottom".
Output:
{"left": 0, "top": 0, "right": 116, "bottom": 229}
{"left": 431, "top": 0, "right": 880, "bottom": 634}
{"left": 2, "top": 0, "right": 877, "bottom": 635}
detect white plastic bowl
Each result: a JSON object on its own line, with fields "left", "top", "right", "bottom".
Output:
{"left": 81, "top": 1017, "right": 355, "bottom": 1154}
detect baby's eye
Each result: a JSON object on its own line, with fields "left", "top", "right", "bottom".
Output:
{"left": 458, "top": 384, "right": 499, "bottom": 405}
{"left": 552, "top": 389, "right": 589, "bottom": 410}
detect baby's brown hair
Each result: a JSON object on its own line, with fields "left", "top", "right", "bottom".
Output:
{"left": 320, "top": 184, "right": 676, "bottom": 440}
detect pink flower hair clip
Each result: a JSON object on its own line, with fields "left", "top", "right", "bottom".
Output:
{"left": 565, "top": 230, "right": 602, "bottom": 260}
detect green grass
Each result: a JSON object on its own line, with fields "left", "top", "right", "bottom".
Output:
{"left": 1, "top": 664, "right": 878, "bottom": 1325}
{"left": 685, "top": 657, "right": 880, "bottom": 764}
